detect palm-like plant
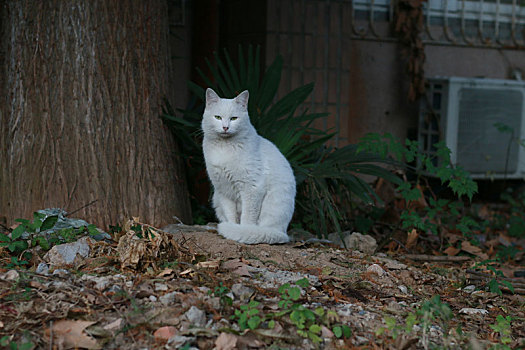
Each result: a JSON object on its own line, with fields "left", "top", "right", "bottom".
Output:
{"left": 162, "top": 46, "right": 400, "bottom": 235}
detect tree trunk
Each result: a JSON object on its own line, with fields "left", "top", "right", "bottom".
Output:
{"left": 0, "top": 0, "right": 191, "bottom": 228}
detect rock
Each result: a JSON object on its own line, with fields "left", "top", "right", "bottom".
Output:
{"left": 184, "top": 306, "right": 206, "bottom": 327}
{"left": 463, "top": 285, "right": 477, "bottom": 292}
{"left": 160, "top": 291, "right": 178, "bottom": 306}
{"left": 245, "top": 266, "right": 319, "bottom": 289}
{"left": 52, "top": 269, "right": 70, "bottom": 277}
{"left": 167, "top": 335, "right": 195, "bottom": 349}
{"left": 155, "top": 283, "right": 169, "bottom": 292}
{"left": 36, "top": 262, "right": 49, "bottom": 275}
{"left": 149, "top": 295, "right": 158, "bottom": 302}
{"left": 104, "top": 318, "right": 124, "bottom": 333}
{"left": 36, "top": 208, "right": 111, "bottom": 241}
{"left": 327, "top": 231, "right": 350, "bottom": 248}
{"left": 459, "top": 308, "right": 489, "bottom": 315}
{"left": 231, "top": 283, "right": 254, "bottom": 301}
{"left": 354, "top": 335, "right": 369, "bottom": 346}
{"left": 398, "top": 285, "right": 408, "bottom": 294}
{"left": 81, "top": 274, "right": 122, "bottom": 291}
{"left": 384, "top": 260, "right": 407, "bottom": 270}
{"left": 366, "top": 264, "right": 386, "bottom": 277}
{"left": 44, "top": 236, "right": 94, "bottom": 266}
{"left": 2, "top": 270, "right": 20, "bottom": 281}
{"left": 215, "top": 332, "right": 237, "bottom": 350}
{"left": 321, "top": 326, "right": 334, "bottom": 338}
{"left": 345, "top": 232, "right": 377, "bottom": 254}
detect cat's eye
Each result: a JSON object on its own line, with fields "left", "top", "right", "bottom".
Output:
{"left": 214, "top": 115, "right": 222, "bottom": 120}
{"left": 230, "top": 116, "right": 238, "bottom": 121}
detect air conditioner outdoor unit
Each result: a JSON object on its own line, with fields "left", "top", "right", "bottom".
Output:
{"left": 418, "top": 77, "right": 525, "bottom": 179}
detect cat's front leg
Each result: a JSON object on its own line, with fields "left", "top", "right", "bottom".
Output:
{"left": 213, "top": 192, "right": 239, "bottom": 223}
{"left": 240, "top": 189, "right": 264, "bottom": 225}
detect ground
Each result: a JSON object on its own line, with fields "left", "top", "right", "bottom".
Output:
{"left": 0, "top": 221, "right": 524, "bottom": 349}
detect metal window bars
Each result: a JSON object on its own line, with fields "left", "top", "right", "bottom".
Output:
{"left": 351, "top": 0, "right": 525, "bottom": 48}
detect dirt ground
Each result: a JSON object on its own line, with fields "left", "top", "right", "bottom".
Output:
{"left": 0, "top": 223, "right": 524, "bottom": 349}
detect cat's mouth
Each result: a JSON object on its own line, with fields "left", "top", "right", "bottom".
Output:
{"left": 219, "top": 131, "right": 233, "bottom": 138}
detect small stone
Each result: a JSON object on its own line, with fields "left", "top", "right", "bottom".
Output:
{"left": 398, "top": 285, "right": 408, "bottom": 294}
{"left": 231, "top": 283, "right": 254, "bottom": 301}
{"left": 366, "top": 264, "right": 385, "bottom": 276}
{"left": 155, "top": 283, "right": 168, "bottom": 292}
{"left": 459, "top": 308, "right": 488, "bottom": 315}
{"left": 52, "top": 269, "right": 70, "bottom": 277}
{"left": 159, "top": 291, "right": 177, "bottom": 305}
{"left": 44, "top": 236, "right": 93, "bottom": 266}
{"left": 345, "top": 232, "right": 377, "bottom": 254}
{"left": 104, "top": 318, "right": 124, "bottom": 333}
{"left": 463, "top": 285, "right": 476, "bottom": 292}
{"left": 3, "top": 270, "right": 19, "bottom": 281}
{"left": 385, "top": 260, "right": 407, "bottom": 270}
{"left": 184, "top": 306, "right": 206, "bottom": 327}
{"left": 149, "top": 295, "right": 158, "bottom": 302}
{"left": 36, "top": 262, "right": 49, "bottom": 275}
{"left": 354, "top": 335, "right": 369, "bottom": 345}
{"left": 167, "top": 335, "right": 195, "bottom": 348}
{"left": 321, "top": 326, "right": 334, "bottom": 338}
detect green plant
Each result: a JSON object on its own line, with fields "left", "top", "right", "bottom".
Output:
{"left": 489, "top": 315, "right": 513, "bottom": 349}
{"left": 358, "top": 133, "right": 478, "bottom": 239}
{"left": 0, "top": 336, "right": 34, "bottom": 350}
{"left": 210, "top": 282, "right": 233, "bottom": 307}
{"left": 231, "top": 300, "right": 262, "bottom": 331}
{"left": 0, "top": 212, "right": 58, "bottom": 255}
{"left": 475, "top": 260, "right": 515, "bottom": 296}
{"left": 270, "top": 278, "right": 351, "bottom": 343}
{"left": 377, "top": 295, "right": 454, "bottom": 348}
{"left": 162, "top": 45, "right": 400, "bottom": 236}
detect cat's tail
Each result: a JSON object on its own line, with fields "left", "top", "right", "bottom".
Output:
{"left": 217, "top": 222, "right": 290, "bottom": 244}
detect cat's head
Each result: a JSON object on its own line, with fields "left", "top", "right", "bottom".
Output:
{"left": 202, "top": 88, "right": 251, "bottom": 138}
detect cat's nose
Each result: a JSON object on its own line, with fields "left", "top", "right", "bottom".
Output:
{"left": 223, "top": 126, "right": 229, "bottom": 131}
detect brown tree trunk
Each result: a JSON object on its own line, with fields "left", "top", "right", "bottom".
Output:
{"left": 0, "top": 1, "right": 191, "bottom": 228}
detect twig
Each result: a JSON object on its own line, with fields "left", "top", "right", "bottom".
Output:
{"left": 466, "top": 269, "right": 525, "bottom": 288}
{"left": 66, "top": 199, "right": 98, "bottom": 217}
{"left": 404, "top": 254, "right": 470, "bottom": 262}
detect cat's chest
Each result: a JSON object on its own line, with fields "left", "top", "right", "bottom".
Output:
{"left": 203, "top": 141, "right": 260, "bottom": 182}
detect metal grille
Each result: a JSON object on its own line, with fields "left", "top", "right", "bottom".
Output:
{"left": 457, "top": 88, "right": 522, "bottom": 173}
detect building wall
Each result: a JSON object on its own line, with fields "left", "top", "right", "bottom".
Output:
{"left": 265, "top": 0, "right": 525, "bottom": 145}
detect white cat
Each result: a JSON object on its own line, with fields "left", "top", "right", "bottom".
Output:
{"left": 202, "top": 88, "right": 296, "bottom": 244}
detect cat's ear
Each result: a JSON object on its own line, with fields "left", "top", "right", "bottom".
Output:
{"left": 206, "top": 88, "right": 220, "bottom": 107}
{"left": 235, "top": 90, "right": 249, "bottom": 109}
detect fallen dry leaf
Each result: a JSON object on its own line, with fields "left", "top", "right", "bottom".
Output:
{"left": 215, "top": 332, "right": 238, "bottom": 350}
{"left": 196, "top": 260, "right": 220, "bottom": 269}
{"left": 444, "top": 246, "right": 460, "bottom": 256}
{"left": 44, "top": 320, "right": 101, "bottom": 350}
{"left": 406, "top": 229, "right": 419, "bottom": 250}
{"left": 153, "top": 326, "right": 178, "bottom": 341}
{"left": 461, "top": 241, "right": 489, "bottom": 260}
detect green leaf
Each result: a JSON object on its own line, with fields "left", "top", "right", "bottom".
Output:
{"left": 296, "top": 278, "right": 310, "bottom": 288}
{"left": 41, "top": 215, "right": 59, "bottom": 231}
{"left": 309, "top": 324, "right": 322, "bottom": 334}
{"left": 333, "top": 326, "right": 342, "bottom": 338}
{"left": 288, "top": 287, "right": 301, "bottom": 301}
{"left": 11, "top": 225, "right": 26, "bottom": 240}
{"left": 247, "top": 316, "right": 261, "bottom": 330}
{"left": 0, "top": 233, "right": 11, "bottom": 243}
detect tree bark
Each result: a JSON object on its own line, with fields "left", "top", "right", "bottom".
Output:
{"left": 0, "top": 0, "right": 191, "bottom": 228}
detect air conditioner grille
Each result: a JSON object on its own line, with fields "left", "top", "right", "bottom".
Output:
{"left": 457, "top": 88, "right": 523, "bottom": 174}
